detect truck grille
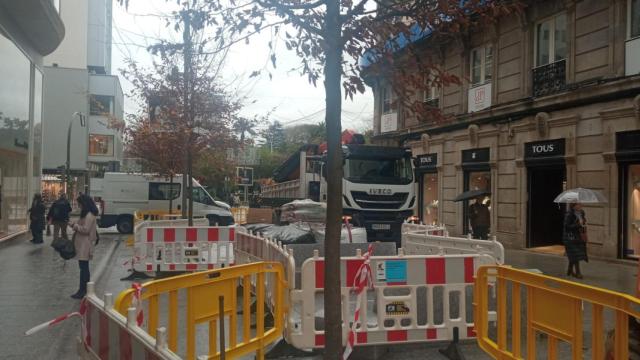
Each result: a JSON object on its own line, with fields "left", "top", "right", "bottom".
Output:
{"left": 350, "top": 191, "right": 408, "bottom": 209}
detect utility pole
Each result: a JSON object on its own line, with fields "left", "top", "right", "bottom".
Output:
{"left": 182, "top": 4, "right": 194, "bottom": 226}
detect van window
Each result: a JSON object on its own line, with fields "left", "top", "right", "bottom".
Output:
{"left": 192, "top": 187, "right": 214, "bottom": 205}
{"left": 149, "top": 182, "right": 181, "bottom": 200}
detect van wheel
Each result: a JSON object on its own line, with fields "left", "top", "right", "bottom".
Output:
{"left": 117, "top": 215, "right": 134, "bottom": 234}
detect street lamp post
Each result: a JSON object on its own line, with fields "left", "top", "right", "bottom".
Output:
{"left": 66, "top": 112, "right": 86, "bottom": 195}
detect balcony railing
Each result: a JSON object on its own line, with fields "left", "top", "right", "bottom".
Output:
{"left": 532, "top": 59, "right": 566, "bottom": 97}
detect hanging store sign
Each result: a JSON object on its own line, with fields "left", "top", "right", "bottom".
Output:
{"left": 468, "top": 83, "right": 492, "bottom": 113}
{"left": 524, "top": 139, "right": 565, "bottom": 159}
{"left": 462, "top": 148, "right": 490, "bottom": 164}
{"left": 381, "top": 113, "right": 398, "bottom": 133}
{"left": 414, "top": 153, "right": 438, "bottom": 170}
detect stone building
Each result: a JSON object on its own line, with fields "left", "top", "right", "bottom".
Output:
{"left": 366, "top": 0, "right": 640, "bottom": 260}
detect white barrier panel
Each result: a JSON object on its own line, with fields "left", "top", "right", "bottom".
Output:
{"left": 401, "top": 222, "right": 447, "bottom": 236}
{"left": 402, "top": 229, "right": 505, "bottom": 265}
{"left": 78, "top": 284, "right": 181, "bottom": 360}
{"left": 288, "top": 250, "right": 499, "bottom": 350}
{"left": 133, "top": 224, "right": 236, "bottom": 272}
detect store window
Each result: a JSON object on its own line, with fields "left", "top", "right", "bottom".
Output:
{"left": 0, "top": 32, "right": 32, "bottom": 238}
{"left": 148, "top": 182, "right": 180, "bottom": 201}
{"left": 535, "top": 13, "right": 567, "bottom": 66}
{"left": 470, "top": 45, "right": 493, "bottom": 86}
{"left": 89, "top": 134, "right": 114, "bottom": 156}
{"left": 625, "top": 164, "right": 640, "bottom": 259}
{"left": 422, "top": 173, "right": 439, "bottom": 225}
{"left": 90, "top": 95, "right": 114, "bottom": 115}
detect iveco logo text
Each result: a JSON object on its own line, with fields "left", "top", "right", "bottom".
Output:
{"left": 368, "top": 188, "right": 392, "bottom": 195}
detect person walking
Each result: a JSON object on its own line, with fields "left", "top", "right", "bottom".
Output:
{"left": 469, "top": 196, "right": 491, "bottom": 240}
{"left": 46, "top": 192, "right": 72, "bottom": 242}
{"left": 28, "top": 193, "right": 46, "bottom": 244}
{"left": 563, "top": 202, "right": 588, "bottom": 279}
{"left": 69, "top": 194, "right": 98, "bottom": 299}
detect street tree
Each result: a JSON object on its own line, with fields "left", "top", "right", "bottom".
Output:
{"left": 202, "top": 0, "right": 523, "bottom": 357}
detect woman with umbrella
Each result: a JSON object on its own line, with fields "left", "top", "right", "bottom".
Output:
{"left": 563, "top": 202, "right": 588, "bottom": 278}
{"left": 555, "top": 188, "right": 607, "bottom": 279}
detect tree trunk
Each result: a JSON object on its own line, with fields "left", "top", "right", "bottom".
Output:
{"left": 323, "top": 0, "right": 344, "bottom": 358}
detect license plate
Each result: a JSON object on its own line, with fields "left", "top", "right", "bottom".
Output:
{"left": 371, "top": 223, "right": 391, "bottom": 230}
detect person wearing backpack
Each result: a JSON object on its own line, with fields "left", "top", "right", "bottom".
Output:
{"left": 69, "top": 194, "right": 98, "bottom": 299}
{"left": 47, "top": 192, "right": 72, "bottom": 242}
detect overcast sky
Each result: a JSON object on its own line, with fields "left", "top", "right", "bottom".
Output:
{"left": 111, "top": 1, "right": 374, "bottom": 132}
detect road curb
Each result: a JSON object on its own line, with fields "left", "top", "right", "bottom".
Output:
{"left": 93, "top": 238, "right": 120, "bottom": 284}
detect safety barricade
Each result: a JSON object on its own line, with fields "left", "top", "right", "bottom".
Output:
{"left": 288, "top": 249, "right": 500, "bottom": 350}
{"left": 133, "top": 223, "right": 235, "bottom": 272}
{"left": 78, "top": 283, "right": 181, "bottom": 360}
{"left": 401, "top": 221, "right": 447, "bottom": 236}
{"left": 114, "top": 262, "right": 287, "bottom": 360}
{"left": 474, "top": 265, "right": 640, "bottom": 359}
{"left": 402, "top": 226, "right": 505, "bottom": 265}
{"left": 231, "top": 206, "right": 248, "bottom": 225}
{"left": 126, "top": 211, "right": 208, "bottom": 246}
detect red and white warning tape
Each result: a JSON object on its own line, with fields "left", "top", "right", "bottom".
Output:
{"left": 25, "top": 298, "right": 88, "bottom": 336}
{"left": 131, "top": 283, "right": 144, "bottom": 326}
{"left": 342, "top": 244, "right": 374, "bottom": 360}
{"left": 123, "top": 256, "right": 142, "bottom": 267}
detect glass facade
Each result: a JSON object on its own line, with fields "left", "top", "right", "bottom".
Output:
{"left": 421, "top": 173, "right": 439, "bottom": 225}
{"left": 625, "top": 164, "right": 640, "bottom": 259}
{"left": 0, "top": 31, "right": 41, "bottom": 239}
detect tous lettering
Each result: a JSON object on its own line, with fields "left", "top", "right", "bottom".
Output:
{"left": 532, "top": 144, "right": 554, "bottom": 153}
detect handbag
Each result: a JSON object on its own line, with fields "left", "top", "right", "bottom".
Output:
{"left": 579, "top": 227, "right": 588, "bottom": 242}
{"left": 52, "top": 233, "right": 76, "bottom": 260}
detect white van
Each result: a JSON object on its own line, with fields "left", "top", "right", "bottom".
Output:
{"left": 90, "top": 172, "right": 233, "bottom": 233}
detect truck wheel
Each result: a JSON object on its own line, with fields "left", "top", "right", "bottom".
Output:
{"left": 117, "top": 215, "right": 134, "bottom": 234}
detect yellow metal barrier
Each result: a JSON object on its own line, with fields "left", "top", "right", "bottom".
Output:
{"left": 474, "top": 266, "right": 640, "bottom": 359}
{"left": 114, "top": 262, "right": 287, "bottom": 360}
{"left": 231, "top": 207, "right": 248, "bottom": 225}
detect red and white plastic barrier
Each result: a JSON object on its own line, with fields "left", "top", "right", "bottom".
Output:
{"left": 343, "top": 244, "right": 374, "bottom": 360}
{"left": 133, "top": 222, "right": 236, "bottom": 272}
{"left": 288, "top": 249, "right": 499, "bottom": 350}
{"left": 401, "top": 223, "right": 504, "bottom": 264}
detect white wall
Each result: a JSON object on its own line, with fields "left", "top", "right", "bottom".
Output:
{"left": 88, "top": 74, "right": 123, "bottom": 163}
{"left": 42, "top": 66, "right": 89, "bottom": 171}
{"left": 44, "top": 0, "right": 88, "bottom": 69}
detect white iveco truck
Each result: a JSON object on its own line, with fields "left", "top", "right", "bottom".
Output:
{"left": 261, "top": 141, "right": 415, "bottom": 244}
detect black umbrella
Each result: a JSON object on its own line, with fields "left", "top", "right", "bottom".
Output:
{"left": 453, "top": 189, "right": 491, "bottom": 202}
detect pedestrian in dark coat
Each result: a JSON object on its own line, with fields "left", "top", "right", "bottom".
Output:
{"left": 46, "top": 192, "right": 73, "bottom": 242}
{"left": 28, "top": 193, "right": 46, "bottom": 244}
{"left": 69, "top": 194, "right": 98, "bottom": 299}
{"left": 563, "top": 202, "right": 588, "bottom": 279}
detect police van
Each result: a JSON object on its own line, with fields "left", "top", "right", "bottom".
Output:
{"left": 90, "top": 172, "right": 233, "bottom": 233}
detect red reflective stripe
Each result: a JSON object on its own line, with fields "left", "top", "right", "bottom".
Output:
{"left": 169, "top": 264, "right": 175, "bottom": 271}
{"left": 346, "top": 259, "right": 364, "bottom": 287}
{"left": 146, "top": 264, "right": 152, "bottom": 271}
{"left": 163, "top": 228, "right": 175, "bottom": 242}
{"left": 85, "top": 302, "right": 92, "bottom": 347}
{"left": 426, "top": 258, "right": 445, "bottom": 284}
{"left": 426, "top": 328, "right": 437, "bottom": 340}
{"left": 387, "top": 330, "right": 407, "bottom": 342}
{"left": 464, "top": 257, "right": 475, "bottom": 283}
{"left": 208, "top": 264, "right": 214, "bottom": 269}
{"left": 99, "top": 312, "right": 109, "bottom": 358}
{"left": 315, "top": 260, "right": 324, "bottom": 289}
{"left": 208, "top": 228, "right": 219, "bottom": 241}
{"left": 229, "top": 227, "right": 235, "bottom": 241}
{"left": 356, "top": 331, "right": 367, "bottom": 344}
{"left": 186, "top": 228, "right": 197, "bottom": 242}
{"left": 315, "top": 334, "right": 325, "bottom": 346}
{"left": 146, "top": 228, "right": 153, "bottom": 242}
{"left": 120, "top": 327, "right": 132, "bottom": 359}
{"left": 186, "top": 264, "right": 197, "bottom": 271}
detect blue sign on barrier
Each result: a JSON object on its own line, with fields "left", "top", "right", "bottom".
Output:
{"left": 385, "top": 260, "right": 407, "bottom": 284}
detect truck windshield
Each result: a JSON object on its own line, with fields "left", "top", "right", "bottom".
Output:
{"left": 344, "top": 157, "right": 413, "bottom": 185}
{"left": 192, "top": 187, "right": 215, "bottom": 206}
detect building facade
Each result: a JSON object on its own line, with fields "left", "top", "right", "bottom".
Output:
{"left": 0, "top": 0, "right": 64, "bottom": 240}
{"left": 41, "top": 0, "right": 123, "bottom": 203}
{"left": 368, "top": 0, "right": 640, "bottom": 261}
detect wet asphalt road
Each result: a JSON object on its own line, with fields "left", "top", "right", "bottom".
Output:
{"left": 0, "top": 228, "right": 637, "bottom": 359}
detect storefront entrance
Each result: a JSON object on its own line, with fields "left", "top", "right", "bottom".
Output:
{"left": 524, "top": 139, "right": 566, "bottom": 249}
{"left": 527, "top": 166, "right": 566, "bottom": 247}
{"left": 461, "top": 148, "right": 491, "bottom": 236}
{"left": 617, "top": 130, "right": 640, "bottom": 259}
{"left": 415, "top": 153, "right": 439, "bottom": 225}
